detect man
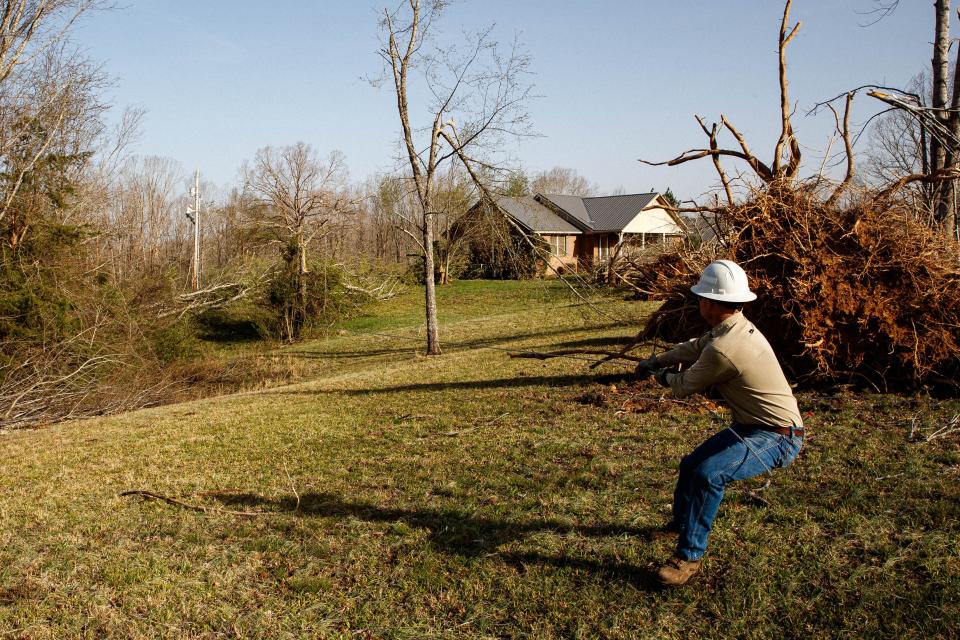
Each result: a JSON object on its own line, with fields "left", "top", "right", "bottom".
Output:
{"left": 636, "top": 260, "right": 804, "bottom": 587}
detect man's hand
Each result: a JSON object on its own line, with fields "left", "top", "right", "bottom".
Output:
{"left": 634, "top": 356, "right": 658, "bottom": 380}
{"left": 653, "top": 368, "right": 671, "bottom": 387}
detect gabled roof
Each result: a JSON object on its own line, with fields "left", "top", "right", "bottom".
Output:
{"left": 495, "top": 196, "right": 581, "bottom": 234}
{"left": 583, "top": 193, "right": 660, "bottom": 232}
{"left": 493, "top": 191, "right": 682, "bottom": 235}
{"left": 537, "top": 194, "right": 592, "bottom": 228}
{"left": 538, "top": 192, "right": 663, "bottom": 232}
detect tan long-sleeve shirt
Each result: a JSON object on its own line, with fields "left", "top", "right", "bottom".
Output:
{"left": 655, "top": 313, "right": 803, "bottom": 429}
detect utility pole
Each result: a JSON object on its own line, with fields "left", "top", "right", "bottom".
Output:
{"left": 185, "top": 169, "right": 202, "bottom": 291}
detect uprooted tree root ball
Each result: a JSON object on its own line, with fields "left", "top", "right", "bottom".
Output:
{"left": 630, "top": 186, "right": 960, "bottom": 394}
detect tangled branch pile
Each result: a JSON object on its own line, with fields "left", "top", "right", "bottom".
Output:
{"left": 632, "top": 186, "right": 960, "bottom": 392}
{"left": 620, "top": 0, "right": 960, "bottom": 394}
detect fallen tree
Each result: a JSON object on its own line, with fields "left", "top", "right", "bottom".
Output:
{"left": 624, "top": 1, "right": 960, "bottom": 393}
{"left": 533, "top": 0, "right": 960, "bottom": 394}
{"left": 632, "top": 186, "right": 960, "bottom": 392}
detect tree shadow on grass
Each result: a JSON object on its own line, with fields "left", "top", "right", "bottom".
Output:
{"left": 209, "top": 491, "right": 663, "bottom": 590}
{"left": 260, "top": 372, "right": 636, "bottom": 397}
{"left": 280, "top": 321, "right": 626, "bottom": 362}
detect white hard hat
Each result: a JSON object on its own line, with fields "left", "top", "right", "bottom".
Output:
{"left": 690, "top": 260, "right": 757, "bottom": 303}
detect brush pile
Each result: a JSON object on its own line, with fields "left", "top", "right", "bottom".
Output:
{"left": 616, "top": 0, "right": 960, "bottom": 393}
{"left": 628, "top": 186, "right": 960, "bottom": 393}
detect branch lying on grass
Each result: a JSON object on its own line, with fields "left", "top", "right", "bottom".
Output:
{"left": 744, "top": 483, "right": 773, "bottom": 507}
{"left": 874, "top": 472, "right": 906, "bottom": 481}
{"left": 343, "top": 280, "right": 402, "bottom": 300}
{"left": 340, "top": 267, "right": 406, "bottom": 301}
{"left": 120, "top": 490, "right": 268, "bottom": 517}
{"left": 907, "top": 413, "right": 960, "bottom": 443}
{"left": 509, "top": 349, "right": 645, "bottom": 365}
{"left": 0, "top": 338, "right": 140, "bottom": 429}
{"left": 924, "top": 413, "right": 960, "bottom": 443}
{"left": 442, "top": 412, "right": 509, "bottom": 437}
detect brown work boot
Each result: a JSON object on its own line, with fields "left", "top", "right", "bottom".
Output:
{"left": 656, "top": 556, "right": 701, "bottom": 587}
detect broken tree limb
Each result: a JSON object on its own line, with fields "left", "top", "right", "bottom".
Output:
{"left": 588, "top": 340, "right": 649, "bottom": 370}
{"left": 825, "top": 91, "right": 856, "bottom": 207}
{"left": 721, "top": 115, "right": 776, "bottom": 182}
{"left": 872, "top": 165, "right": 960, "bottom": 203}
{"left": 442, "top": 412, "right": 510, "bottom": 437}
{"left": 438, "top": 127, "right": 626, "bottom": 324}
{"left": 509, "top": 349, "right": 646, "bottom": 365}
{"left": 774, "top": 0, "right": 801, "bottom": 178}
{"left": 156, "top": 275, "right": 268, "bottom": 320}
{"left": 640, "top": 145, "right": 774, "bottom": 183}
{"left": 697, "top": 116, "right": 735, "bottom": 205}
{"left": 868, "top": 89, "right": 960, "bottom": 149}
{"left": 342, "top": 278, "right": 403, "bottom": 301}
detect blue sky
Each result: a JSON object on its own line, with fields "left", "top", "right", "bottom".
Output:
{"left": 73, "top": 1, "right": 932, "bottom": 200}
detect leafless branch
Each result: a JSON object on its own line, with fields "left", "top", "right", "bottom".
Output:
{"left": 696, "top": 115, "right": 734, "bottom": 205}
{"left": 826, "top": 91, "right": 856, "bottom": 207}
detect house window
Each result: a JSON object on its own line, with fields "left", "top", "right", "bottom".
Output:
{"left": 597, "top": 235, "right": 611, "bottom": 260}
{"left": 547, "top": 235, "right": 567, "bottom": 257}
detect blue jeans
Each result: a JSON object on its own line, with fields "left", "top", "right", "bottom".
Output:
{"left": 673, "top": 425, "right": 802, "bottom": 561}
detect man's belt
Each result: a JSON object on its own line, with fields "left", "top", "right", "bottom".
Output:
{"left": 733, "top": 423, "right": 804, "bottom": 437}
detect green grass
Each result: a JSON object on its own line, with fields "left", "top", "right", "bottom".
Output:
{"left": 0, "top": 280, "right": 957, "bottom": 638}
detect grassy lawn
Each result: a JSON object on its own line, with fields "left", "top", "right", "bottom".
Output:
{"left": 0, "top": 280, "right": 957, "bottom": 638}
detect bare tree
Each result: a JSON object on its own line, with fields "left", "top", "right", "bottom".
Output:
{"left": 859, "top": 2, "right": 960, "bottom": 239}
{"left": 640, "top": 0, "right": 803, "bottom": 191}
{"left": 0, "top": 1, "right": 105, "bottom": 85}
{"left": 0, "top": 1, "right": 106, "bottom": 231}
{"left": 106, "top": 155, "right": 185, "bottom": 283}
{"left": 0, "top": 44, "right": 109, "bottom": 248}
{"left": 243, "top": 142, "right": 349, "bottom": 338}
{"left": 377, "top": 0, "right": 533, "bottom": 355}
{"left": 864, "top": 74, "right": 935, "bottom": 217}
{"left": 366, "top": 174, "right": 407, "bottom": 263}
{"left": 530, "top": 166, "right": 596, "bottom": 196}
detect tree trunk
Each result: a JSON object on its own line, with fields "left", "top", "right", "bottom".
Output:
{"left": 296, "top": 230, "right": 308, "bottom": 337}
{"left": 932, "top": 0, "right": 950, "bottom": 173}
{"left": 440, "top": 243, "right": 450, "bottom": 285}
{"left": 931, "top": 0, "right": 952, "bottom": 228}
{"left": 945, "top": 6, "right": 960, "bottom": 242}
{"left": 422, "top": 214, "right": 441, "bottom": 355}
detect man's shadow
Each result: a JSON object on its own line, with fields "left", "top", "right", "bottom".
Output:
{"left": 210, "top": 491, "right": 665, "bottom": 590}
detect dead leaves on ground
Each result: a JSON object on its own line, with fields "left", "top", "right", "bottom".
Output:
{"left": 574, "top": 381, "right": 725, "bottom": 417}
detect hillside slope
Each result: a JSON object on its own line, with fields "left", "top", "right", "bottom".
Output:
{"left": 0, "top": 281, "right": 956, "bottom": 639}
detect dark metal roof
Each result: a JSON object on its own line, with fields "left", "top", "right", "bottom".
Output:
{"left": 538, "top": 192, "right": 663, "bottom": 232}
{"left": 496, "top": 192, "right": 679, "bottom": 234}
{"left": 495, "top": 196, "right": 581, "bottom": 234}
{"left": 537, "top": 194, "right": 592, "bottom": 228}
{"left": 582, "top": 192, "right": 660, "bottom": 232}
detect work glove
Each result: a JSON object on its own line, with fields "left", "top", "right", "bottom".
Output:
{"left": 653, "top": 368, "right": 671, "bottom": 388}
{"left": 634, "top": 356, "right": 658, "bottom": 380}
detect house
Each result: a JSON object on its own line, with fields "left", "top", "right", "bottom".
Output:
{"left": 491, "top": 192, "right": 686, "bottom": 273}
